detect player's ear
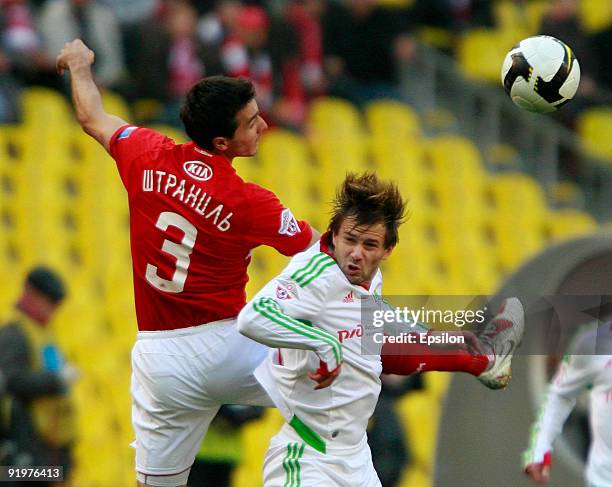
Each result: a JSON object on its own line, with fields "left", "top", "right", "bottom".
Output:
{"left": 381, "top": 246, "right": 394, "bottom": 261}
{"left": 212, "top": 136, "right": 229, "bottom": 151}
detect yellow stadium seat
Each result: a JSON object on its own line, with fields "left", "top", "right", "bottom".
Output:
{"left": 398, "top": 392, "right": 440, "bottom": 469}
{"left": 416, "top": 26, "right": 455, "bottom": 51}
{"left": 545, "top": 209, "right": 597, "bottom": 241}
{"left": 485, "top": 173, "right": 548, "bottom": 270}
{"left": 232, "top": 155, "right": 258, "bottom": 183}
{"left": 425, "top": 135, "right": 487, "bottom": 219}
{"left": 458, "top": 29, "right": 517, "bottom": 83}
{"left": 307, "top": 97, "right": 364, "bottom": 137}
{"left": 233, "top": 409, "right": 284, "bottom": 487}
{"left": 399, "top": 464, "right": 432, "bottom": 487}
{"left": 426, "top": 135, "right": 485, "bottom": 176}
{"left": 494, "top": 0, "right": 546, "bottom": 37}
{"left": 365, "top": 99, "right": 422, "bottom": 141}
{"left": 307, "top": 98, "right": 368, "bottom": 189}
{"left": 425, "top": 372, "right": 450, "bottom": 400}
{"left": 577, "top": 108, "right": 612, "bottom": 161}
{"left": 149, "top": 124, "right": 187, "bottom": 143}
{"left": 21, "top": 87, "right": 73, "bottom": 127}
{"left": 101, "top": 90, "right": 132, "bottom": 121}
{"left": 257, "top": 129, "right": 314, "bottom": 219}
{"left": 578, "top": 0, "right": 612, "bottom": 33}
{"left": 370, "top": 138, "right": 430, "bottom": 214}
{"left": 485, "top": 172, "right": 547, "bottom": 217}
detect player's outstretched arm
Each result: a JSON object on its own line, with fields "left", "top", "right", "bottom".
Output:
{"left": 56, "top": 39, "right": 126, "bottom": 154}
{"left": 522, "top": 343, "right": 596, "bottom": 483}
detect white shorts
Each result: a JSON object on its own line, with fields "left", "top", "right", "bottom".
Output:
{"left": 130, "top": 319, "right": 273, "bottom": 476}
{"left": 263, "top": 425, "right": 381, "bottom": 487}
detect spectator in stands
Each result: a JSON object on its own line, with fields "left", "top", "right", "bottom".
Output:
{"left": 0, "top": 0, "right": 57, "bottom": 107}
{"left": 129, "top": 0, "right": 222, "bottom": 122}
{"left": 217, "top": 4, "right": 307, "bottom": 127}
{"left": 275, "top": 0, "right": 326, "bottom": 126}
{"left": 540, "top": 0, "right": 598, "bottom": 97}
{"left": 37, "top": 0, "right": 124, "bottom": 88}
{"left": 0, "top": 266, "right": 78, "bottom": 487}
{"left": 198, "top": 0, "right": 242, "bottom": 47}
{"left": 220, "top": 5, "right": 274, "bottom": 116}
{"left": 322, "top": 0, "right": 416, "bottom": 106}
{"left": 0, "top": 47, "right": 21, "bottom": 122}
{"left": 591, "top": 24, "right": 612, "bottom": 95}
{"left": 96, "top": 0, "right": 158, "bottom": 74}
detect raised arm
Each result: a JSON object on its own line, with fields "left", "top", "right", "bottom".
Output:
{"left": 56, "top": 39, "right": 126, "bottom": 154}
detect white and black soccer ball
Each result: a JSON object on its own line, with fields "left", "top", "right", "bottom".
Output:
{"left": 501, "top": 35, "right": 581, "bottom": 113}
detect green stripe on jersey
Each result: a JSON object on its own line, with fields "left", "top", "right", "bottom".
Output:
{"left": 290, "top": 415, "right": 326, "bottom": 453}
{"left": 282, "top": 443, "right": 305, "bottom": 487}
{"left": 300, "top": 259, "right": 335, "bottom": 287}
{"left": 282, "top": 443, "right": 295, "bottom": 487}
{"left": 283, "top": 443, "right": 291, "bottom": 487}
{"left": 291, "top": 253, "right": 328, "bottom": 282}
{"left": 253, "top": 298, "right": 342, "bottom": 365}
{"left": 291, "top": 253, "right": 335, "bottom": 287}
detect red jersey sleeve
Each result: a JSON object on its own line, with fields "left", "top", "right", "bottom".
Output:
{"left": 242, "top": 183, "right": 312, "bottom": 256}
{"left": 109, "top": 125, "right": 174, "bottom": 186}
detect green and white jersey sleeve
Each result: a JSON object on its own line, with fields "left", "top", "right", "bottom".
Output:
{"left": 238, "top": 241, "right": 384, "bottom": 453}
{"left": 237, "top": 245, "right": 342, "bottom": 370}
{"left": 523, "top": 322, "right": 612, "bottom": 487}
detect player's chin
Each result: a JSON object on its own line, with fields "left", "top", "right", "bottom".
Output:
{"left": 247, "top": 144, "right": 258, "bottom": 156}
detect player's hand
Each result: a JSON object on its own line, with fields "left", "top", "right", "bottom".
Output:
{"left": 58, "top": 363, "right": 80, "bottom": 387}
{"left": 56, "top": 39, "right": 94, "bottom": 75}
{"left": 524, "top": 463, "right": 550, "bottom": 484}
{"left": 524, "top": 453, "right": 552, "bottom": 484}
{"left": 308, "top": 362, "right": 342, "bottom": 390}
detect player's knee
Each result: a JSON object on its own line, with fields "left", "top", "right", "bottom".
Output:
{"left": 136, "top": 468, "right": 190, "bottom": 487}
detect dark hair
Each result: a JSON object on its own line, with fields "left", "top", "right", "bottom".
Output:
{"left": 180, "top": 76, "right": 256, "bottom": 151}
{"left": 26, "top": 266, "right": 66, "bottom": 303}
{"left": 328, "top": 172, "right": 408, "bottom": 248}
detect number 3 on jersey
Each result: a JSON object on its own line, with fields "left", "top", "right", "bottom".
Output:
{"left": 145, "top": 211, "right": 197, "bottom": 293}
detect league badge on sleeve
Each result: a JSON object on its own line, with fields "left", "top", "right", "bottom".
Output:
{"left": 117, "top": 126, "right": 138, "bottom": 140}
{"left": 276, "top": 278, "right": 299, "bottom": 300}
{"left": 279, "top": 208, "right": 300, "bottom": 236}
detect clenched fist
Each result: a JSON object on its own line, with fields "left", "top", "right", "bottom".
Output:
{"left": 56, "top": 39, "right": 95, "bottom": 75}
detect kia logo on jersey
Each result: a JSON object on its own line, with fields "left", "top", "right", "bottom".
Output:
{"left": 183, "top": 161, "right": 213, "bottom": 181}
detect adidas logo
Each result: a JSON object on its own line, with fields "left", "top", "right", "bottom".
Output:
{"left": 343, "top": 291, "right": 354, "bottom": 303}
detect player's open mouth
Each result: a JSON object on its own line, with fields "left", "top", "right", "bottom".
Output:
{"left": 347, "top": 263, "right": 360, "bottom": 274}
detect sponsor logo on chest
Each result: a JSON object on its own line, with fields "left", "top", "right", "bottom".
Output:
{"left": 183, "top": 160, "right": 213, "bottom": 181}
{"left": 338, "top": 324, "right": 363, "bottom": 343}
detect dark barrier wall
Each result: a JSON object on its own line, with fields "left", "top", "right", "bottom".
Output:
{"left": 435, "top": 230, "right": 612, "bottom": 487}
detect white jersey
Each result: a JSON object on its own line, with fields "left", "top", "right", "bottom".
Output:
{"left": 237, "top": 241, "right": 389, "bottom": 453}
{"left": 523, "top": 322, "right": 612, "bottom": 486}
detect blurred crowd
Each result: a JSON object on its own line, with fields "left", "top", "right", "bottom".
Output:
{"left": 0, "top": 0, "right": 611, "bottom": 128}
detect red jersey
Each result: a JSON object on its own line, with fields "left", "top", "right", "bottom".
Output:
{"left": 110, "top": 125, "right": 312, "bottom": 331}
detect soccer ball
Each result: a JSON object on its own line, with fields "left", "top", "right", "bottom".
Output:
{"left": 501, "top": 35, "right": 581, "bottom": 113}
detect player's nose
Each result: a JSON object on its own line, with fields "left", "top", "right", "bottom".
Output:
{"left": 349, "top": 245, "right": 364, "bottom": 261}
{"left": 258, "top": 116, "right": 268, "bottom": 132}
